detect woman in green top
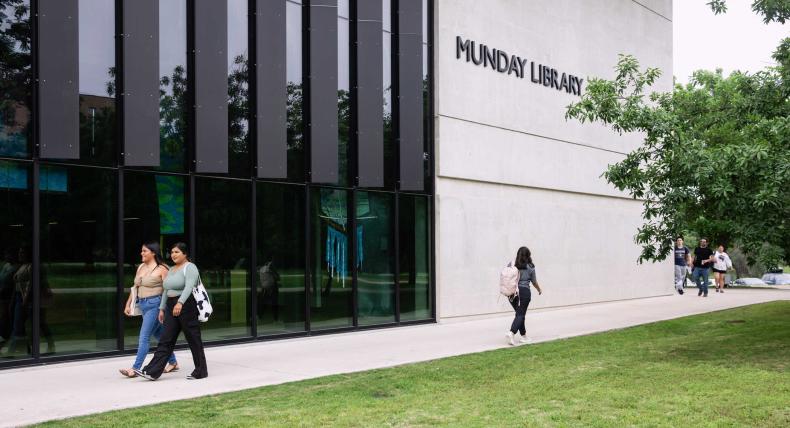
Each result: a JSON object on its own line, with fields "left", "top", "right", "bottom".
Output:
{"left": 135, "top": 242, "right": 207, "bottom": 380}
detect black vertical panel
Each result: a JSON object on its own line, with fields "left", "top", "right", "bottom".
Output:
{"left": 396, "top": 0, "right": 423, "bottom": 191}
{"left": 257, "top": 0, "right": 287, "bottom": 178}
{"left": 38, "top": 0, "right": 79, "bottom": 159}
{"left": 123, "top": 0, "right": 160, "bottom": 166}
{"left": 309, "top": 0, "right": 338, "bottom": 183}
{"left": 356, "top": 0, "right": 383, "bottom": 187}
{"left": 194, "top": 0, "right": 229, "bottom": 173}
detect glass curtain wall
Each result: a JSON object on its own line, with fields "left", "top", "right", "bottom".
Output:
{"left": 286, "top": 0, "right": 305, "bottom": 181}
{"left": 0, "top": 161, "right": 32, "bottom": 360}
{"left": 399, "top": 194, "right": 431, "bottom": 320}
{"left": 356, "top": 191, "right": 395, "bottom": 325}
{"left": 194, "top": 177, "right": 252, "bottom": 341}
{"left": 157, "top": 0, "right": 188, "bottom": 173}
{"left": 256, "top": 182, "right": 306, "bottom": 334}
{"left": 310, "top": 187, "right": 353, "bottom": 329}
{"left": 0, "top": 0, "right": 432, "bottom": 367}
{"left": 122, "top": 172, "right": 187, "bottom": 349}
{"left": 0, "top": 0, "right": 32, "bottom": 159}
{"left": 227, "top": 0, "right": 250, "bottom": 177}
{"left": 122, "top": 0, "right": 189, "bottom": 349}
{"left": 76, "top": 0, "right": 116, "bottom": 166}
{"left": 40, "top": 166, "right": 118, "bottom": 356}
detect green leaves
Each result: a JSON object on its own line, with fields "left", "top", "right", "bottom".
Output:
{"left": 709, "top": 0, "right": 790, "bottom": 24}
{"left": 566, "top": 51, "right": 789, "bottom": 267}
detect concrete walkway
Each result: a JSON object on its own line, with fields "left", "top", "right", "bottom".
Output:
{"left": 2, "top": 288, "right": 788, "bottom": 427}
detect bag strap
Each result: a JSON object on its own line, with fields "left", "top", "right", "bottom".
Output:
{"left": 184, "top": 262, "right": 205, "bottom": 290}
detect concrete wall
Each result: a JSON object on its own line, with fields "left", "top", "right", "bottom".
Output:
{"left": 433, "top": 0, "right": 674, "bottom": 319}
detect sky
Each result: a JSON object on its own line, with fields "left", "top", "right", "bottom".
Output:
{"left": 673, "top": 0, "right": 789, "bottom": 83}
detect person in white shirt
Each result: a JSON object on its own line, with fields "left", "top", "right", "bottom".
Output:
{"left": 712, "top": 245, "right": 733, "bottom": 293}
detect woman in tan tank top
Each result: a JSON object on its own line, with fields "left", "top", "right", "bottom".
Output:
{"left": 119, "top": 242, "right": 179, "bottom": 377}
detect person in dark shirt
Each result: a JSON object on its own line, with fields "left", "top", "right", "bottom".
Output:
{"left": 690, "top": 238, "right": 715, "bottom": 297}
{"left": 505, "top": 246, "right": 543, "bottom": 346}
{"left": 673, "top": 237, "right": 691, "bottom": 295}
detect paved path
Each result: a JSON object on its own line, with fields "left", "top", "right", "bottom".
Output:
{"left": 2, "top": 288, "right": 788, "bottom": 427}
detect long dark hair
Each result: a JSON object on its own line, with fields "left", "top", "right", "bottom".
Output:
{"left": 515, "top": 246, "right": 534, "bottom": 269}
{"left": 171, "top": 242, "right": 191, "bottom": 262}
{"left": 143, "top": 242, "right": 167, "bottom": 267}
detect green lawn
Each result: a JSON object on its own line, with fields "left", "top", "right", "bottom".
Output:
{"left": 40, "top": 302, "right": 790, "bottom": 427}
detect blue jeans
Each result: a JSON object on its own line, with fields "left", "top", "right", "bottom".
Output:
{"left": 133, "top": 295, "right": 176, "bottom": 370}
{"left": 692, "top": 267, "right": 710, "bottom": 296}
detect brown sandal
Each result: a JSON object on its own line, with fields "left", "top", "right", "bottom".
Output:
{"left": 119, "top": 368, "right": 137, "bottom": 378}
{"left": 164, "top": 363, "right": 180, "bottom": 373}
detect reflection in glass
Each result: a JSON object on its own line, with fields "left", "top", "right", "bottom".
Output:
{"left": 337, "top": 12, "right": 349, "bottom": 186}
{"left": 157, "top": 0, "right": 187, "bottom": 172}
{"left": 122, "top": 172, "right": 187, "bottom": 348}
{"left": 422, "top": 0, "right": 428, "bottom": 44}
{"left": 399, "top": 194, "right": 430, "bottom": 321}
{"left": 0, "top": 0, "right": 32, "bottom": 158}
{"left": 195, "top": 177, "right": 251, "bottom": 340}
{"left": 0, "top": 161, "right": 32, "bottom": 359}
{"left": 338, "top": 0, "right": 349, "bottom": 19}
{"left": 383, "top": 31, "right": 394, "bottom": 187}
{"left": 286, "top": 1, "right": 305, "bottom": 181}
{"left": 40, "top": 165, "right": 118, "bottom": 355}
{"left": 228, "top": 0, "right": 250, "bottom": 177}
{"left": 78, "top": 0, "right": 116, "bottom": 165}
{"left": 310, "top": 188, "right": 352, "bottom": 329}
{"left": 382, "top": 0, "right": 391, "bottom": 32}
{"left": 356, "top": 191, "right": 395, "bottom": 325}
{"left": 257, "top": 182, "right": 306, "bottom": 334}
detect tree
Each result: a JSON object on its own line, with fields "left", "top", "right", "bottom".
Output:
{"left": 565, "top": 2, "right": 789, "bottom": 270}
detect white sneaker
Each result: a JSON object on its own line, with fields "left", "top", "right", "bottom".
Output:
{"left": 519, "top": 335, "right": 532, "bottom": 344}
{"left": 505, "top": 331, "right": 515, "bottom": 346}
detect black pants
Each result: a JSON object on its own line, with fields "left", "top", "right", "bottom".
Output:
{"left": 143, "top": 296, "right": 207, "bottom": 379}
{"left": 509, "top": 287, "right": 532, "bottom": 335}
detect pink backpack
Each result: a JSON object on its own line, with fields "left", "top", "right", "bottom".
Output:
{"left": 499, "top": 262, "right": 519, "bottom": 297}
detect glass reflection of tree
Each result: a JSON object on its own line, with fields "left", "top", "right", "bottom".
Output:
{"left": 0, "top": 0, "right": 31, "bottom": 157}
{"left": 338, "top": 88, "right": 349, "bottom": 183}
{"left": 103, "top": 66, "right": 188, "bottom": 170}
{"left": 383, "top": 84, "right": 393, "bottom": 185}
{"left": 83, "top": 67, "right": 116, "bottom": 164}
{"left": 228, "top": 54, "right": 248, "bottom": 173}
{"left": 286, "top": 81, "right": 304, "bottom": 178}
{"left": 227, "top": 55, "right": 306, "bottom": 178}
{"left": 159, "top": 65, "right": 187, "bottom": 170}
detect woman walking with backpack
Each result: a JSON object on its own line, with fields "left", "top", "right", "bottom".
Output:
{"left": 506, "top": 246, "right": 542, "bottom": 346}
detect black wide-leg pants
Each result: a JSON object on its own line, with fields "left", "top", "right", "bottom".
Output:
{"left": 143, "top": 296, "right": 207, "bottom": 379}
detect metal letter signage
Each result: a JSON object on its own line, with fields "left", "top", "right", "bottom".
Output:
{"left": 456, "top": 35, "right": 584, "bottom": 96}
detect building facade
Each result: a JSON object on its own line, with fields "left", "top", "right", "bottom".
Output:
{"left": 0, "top": 0, "right": 673, "bottom": 368}
{"left": 0, "top": 0, "right": 433, "bottom": 367}
{"left": 434, "top": 0, "right": 673, "bottom": 318}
